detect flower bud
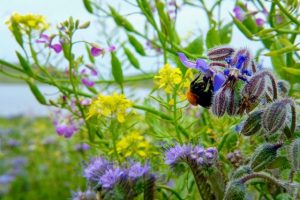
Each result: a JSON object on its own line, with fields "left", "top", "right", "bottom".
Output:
{"left": 241, "top": 72, "right": 266, "bottom": 102}
{"left": 207, "top": 46, "right": 235, "bottom": 61}
{"left": 262, "top": 101, "right": 287, "bottom": 133}
{"left": 212, "top": 87, "right": 230, "bottom": 117}
{"left": 240, "top": 110, "right": 263, "bottom": 136}
{"left": 250, "top": 143, "right": 282, "bottom": 172}
{"left": 224, "top": 181, "right": 246, "bottom": 200}
{"left": 289, "top": 139, "right": 300, "bottom": 171}
{"left": 231, "top": 165, "right": 252, "bottom": 179}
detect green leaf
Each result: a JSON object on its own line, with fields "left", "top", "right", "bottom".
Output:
{"left": 85, "top": 44, "right": 95, "bottom": 64}
{"left": 282, "top": 67, "right": 300, "bottom": 76}
{"left": 124, "top": 47, "right": 140, "bottom": 69}
{"left": 128, "top": 34, "right": 146, "bottom": 56}
{"left": 219, "top": 22, "right": 233, "bottom": 44}
{"left": 83, "top": 0, "right": 93, "bottom": 13}
{"left": 267, "top": 156, "right": 290, "bottom": 169}
{"left": 111, "top": 52, "right": 124, "bottom": 85}
{"left": 16, "top": 52, "right": 33, "bottom": 76}
{"left": 206, "top": 26, "right": 220, "bottom": 49}
{"left": 11, "top": 22, "right": 23, "bottom": 47}
{"left": 184, "top": 36, "right": 204, "bottom": 55}
{"left": 26, "top": 78, "right": 47, "bottom": 105}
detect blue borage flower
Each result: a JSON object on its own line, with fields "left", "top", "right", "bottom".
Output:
{"left": 178, "top": 47, "right": 253, "bottom": 93}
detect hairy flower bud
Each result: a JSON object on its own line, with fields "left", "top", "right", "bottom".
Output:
{"left": 207, "top": 46, "right": 235, "bottom": 61}
{"left": 250, "top": 143, "right": 282, "bottom": 172}
{"left": 224, "top": 181, "right": 246, "bottom": 200}
{"left": 262, "top": 101, "right": 287, "bottom": 133}
{"left": 241, "top": 72, "right": 266, "bottom": 102}
{"left": 212, "top": 87, "right": 235, "bottom": 117}
{"left": 289, "top": 139, "right": 300, "bottom": 171}
{"left": 240, "top": 110, "right": 263, "bottom": 136}
{"left": 231, "top": 165, "right": 252, "bottom": 179}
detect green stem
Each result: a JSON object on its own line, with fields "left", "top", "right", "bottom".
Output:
{"left": 275, "top": 0, "right": 300, "bottom": 26}
{"left": 157, "top": 185, "right": 183, "bottom": 200}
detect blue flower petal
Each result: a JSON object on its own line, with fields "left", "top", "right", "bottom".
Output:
{"left": 213, "top": 72, "right": 226, "bottom": 92}
{"left": 196, "top": 59, "right": 209, "bottom": 73}
{"left": 178, "top": 52, "right": 196, "bottom": 68}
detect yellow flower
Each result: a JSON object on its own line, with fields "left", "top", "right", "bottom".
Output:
{"left": 154, "top": 64, "right": 194, "bottom": 102}
{"left": 116, "top": 131, "right": 151, "bottom": 159}
{"left": 87, "top": 93, "right": 133, "bottom": 123}
{"left": 5, "top": 12, "right": 49, "bottom": 31}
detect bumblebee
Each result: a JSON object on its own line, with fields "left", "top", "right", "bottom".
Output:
{"left": 186, "top": 74, "right": 214, "bottom": 108}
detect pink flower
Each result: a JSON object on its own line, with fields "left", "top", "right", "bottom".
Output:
{"left": 36, "top": 34, "right": 62, "bottom": 53}
{"left": 255, "top": 18, "right": 265, "bottom": 27}
{"left": 91, "top": 46, "right": 104, "bottom": 57}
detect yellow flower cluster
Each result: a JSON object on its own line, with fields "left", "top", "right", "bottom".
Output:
{"left": 116, "top": 131, "right": 151, "bottom": 158}
{"left": 154, "top": 63, "right": 193, "bottom": 102}
{"left": 87, "top": 93, "right": 133, "bottom": 123}
{"left": 5, "top": 12, "right": 49, "bottom": 31}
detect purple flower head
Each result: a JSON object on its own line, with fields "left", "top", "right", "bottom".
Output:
{"left": 233, "top": 6, "right": 245, "bottom": 21}
{"left": 55, "top": 123, "right": 77, "bottom": 138}
{"left": 36, "top": 34, "right": 62, "bottom": 53}
{"left": 190, "top": 145, "right": 205, "bottom": 160}
{"left": 165, "top": 144, "right": 192, "bottom": 165}
{"left": 0, "top": 174, "right": 15, "bottom": 185}
{"left": 7, "top": 139, "right": 20, "bottom": 148}
{"left": 255, "top": 18, "right": 265, "bottom": 27}
{"left": 91, "top": 46, "right": 104, "bottom": 57}
{"left": 75, "top": 143, "right": 90, "bottom": 152}
{"left": 84, "top": 157, "right": 111, "bottom": 184}
{"left": 80, "top": 98, "right": 91, "bottom": 106}
{"left": 128, "top": 162, "right": 150, "bottom": 180}
{"left": 81, "top": 77, "right": 94, "bottom": 87}
{"left": 100, "top": 168, "right": 125, "bottom": 189}
{"left": 10, "top": 157, "right": 27, "bottom": 167}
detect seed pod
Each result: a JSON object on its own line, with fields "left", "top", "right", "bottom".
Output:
{"left": 231, "top": 165, "right": 252, "bottom": 179}
{"left": 289, "top": 139, "right": 300, "bottom": 171}
{"left": 240, "top": 110, "right": 263, "bottom": 136}
{"left": 109, "top": 6, "right": 135, "bottom": 32}
{"left": 26, "top": 78, "right": 47, "bottom": 105}
{"left": 224, "top": 181, "right": 246, "bottom": 200}
{"left": 250, "top": 143, "right": 282, "bottom": 172}
{"left": 212, "top": 87, "right": 229, "bottom": 117}
{"left": 207, "top": 46, "right": 235, "bottom": 61}
{"left": 128, "top": 34, "right": 146, "bottom": 56}
{"left": 262, "top": 101, "right": 287, "bottom": 133}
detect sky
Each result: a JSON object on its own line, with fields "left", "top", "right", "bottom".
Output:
{"left": 0, "top": 0, "right": 267, "bottom": 63}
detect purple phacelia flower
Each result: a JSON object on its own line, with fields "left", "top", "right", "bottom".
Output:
{"left": 75, "top": 143, "right": 90, "bottom": 152}
{"left": 128, "top": 162, "right": 149, "bottom": 180}
{"left": 108, "top": 45, "right": 116, "bottom": 52}
{"left": 56, "top": 123, "right": 77, "bottom": 138}
{"left": 84, "top": 157, "right": 111, "bottom": 184}
{"left": 233, "top": 6, "right": 245, "bottom": 21}
{"left": 7, "top": 139, "right": 20, "bottom": 148}
{"left": 164, "top": 144, "right": 192, "bottom": 165}
{"left": 0, "top": 174, "right": 15, "bottom": 185}
{"left": 100, "top": 168, "right": 125, "bottom": 189}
